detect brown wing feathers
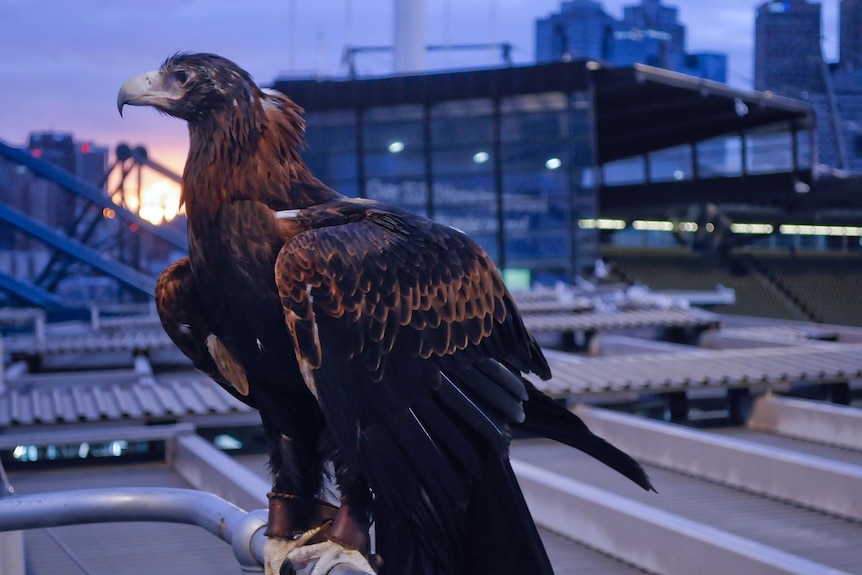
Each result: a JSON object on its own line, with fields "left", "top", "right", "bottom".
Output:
{"left": 275, "top": 202, "right": 520, "bottom": 382}
{"left": 155, "top": 258, "right": 256, "bottom": 407}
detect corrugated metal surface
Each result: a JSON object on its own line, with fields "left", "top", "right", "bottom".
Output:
{"left": 4, "top": 307, "right": 717, "bottom": 359}
{"left": 522, "top": 308, "right": 720, "bottom": 334}
{"left": 711, "top": 325, "right": 837, "bottom": 345}
{"left": 513, "top": 289, "right": 595, "bottom": 314}
{"left": 0, "top": 375, "right": 253, "bottom": 428}
{"left": 4, "top": 328, "right": 173, "bottom": 356}
{"left": 95, "top": 314, "right": 162, "bottom": 331}
{"left": 538, "top": 342, "right": 862, "bottom": 397}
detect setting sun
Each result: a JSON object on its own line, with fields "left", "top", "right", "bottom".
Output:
{"left": 139, "top": 180, "right": 182, "bottom": 225}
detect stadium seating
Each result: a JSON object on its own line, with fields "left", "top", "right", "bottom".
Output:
{"left": 601, "top": 246, "right": 835, "bottom": 323}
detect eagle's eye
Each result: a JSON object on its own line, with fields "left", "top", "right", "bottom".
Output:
{"left": 174, "top": 70, "right": 190, "bottom": 86}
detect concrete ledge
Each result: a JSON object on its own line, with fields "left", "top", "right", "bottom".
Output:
{"left": 749, "top": 393, "right": 862, "bottom": 451}
{"left": 574, "top": 405, "right": 862, "bottom": 522}
{"left": 167, "top": 433, "right": 269, "bottom": 511}
{"left": 513, "top": 460, "right": 849, "bottom": 575}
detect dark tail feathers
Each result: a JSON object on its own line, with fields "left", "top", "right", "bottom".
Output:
{"left": 516, "top": 381, "right": 656, "bottom": 492}
{"left": 461, "top": 450, "right": 555, "bottom": 575}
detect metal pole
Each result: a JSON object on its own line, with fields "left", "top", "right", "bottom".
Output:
{"left": 0, "top": 487, "right": 370, "bottom": 575}
{"left": 0, "top": 488, "right": 263, "bottom": 570}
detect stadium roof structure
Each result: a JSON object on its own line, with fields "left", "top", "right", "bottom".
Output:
{"left": 274, "top": 60, "right": 819, "bottom": 216}
{"left": 274, "top": 60, "right": 813, "bottom": 167}
{"left": 590, "top": 64, "right": 811, "bottom": 165}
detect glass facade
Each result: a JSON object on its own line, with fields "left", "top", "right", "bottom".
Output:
{"left": 429, "top": 99, "right": 498, "bottom": 260}
{"left": 603, "top": 125, "right": 811, "bottom": 186}
{"left": 303, "top": 110, "right": 360, "bottom": 198}
{"left": 304, "top": 91, "right": 598, "bottom": 284}
{"left": 280, "top": 60, "right": 813, "bottom": 285}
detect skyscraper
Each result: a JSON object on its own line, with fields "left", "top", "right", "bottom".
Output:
{"left": 754, "top": 0, "right": 825, "bottom": 97}
{"left": 840, "top": 0, "right": 862, "bottom": 70}
{"left": 535, "top": 0, "right": 616, "bottom": 63}
{"left": 0, "top": 133, "right": 107, "bottom": 253}
{"left": 616, "top": 0, "right": 685, "bottom": 69}
{"left": 24, "top": 133, "right": 107, "bottom": 236}
{"left": 536, "top": 0, "right": 727, "bottom": 82}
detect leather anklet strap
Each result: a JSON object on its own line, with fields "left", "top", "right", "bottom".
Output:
{"left": 325, "top": 503, "right": 370, "bottom": 555}
{"left": 265, "top": 492, "right": 339, "bottom": 538}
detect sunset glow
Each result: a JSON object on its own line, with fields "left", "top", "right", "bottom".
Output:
{"left": 139, "top": 180, "right": 182, "bottom": 225}
{"left": 105, "top": 148, "right": 186, "bottom": 226}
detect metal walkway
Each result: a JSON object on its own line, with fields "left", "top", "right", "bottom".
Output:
{"left": 538, "top": 341, "right": 862, "bottom": 398}
{"left": 522, "top": 307, "right": 720, "bottom": 335}
{"left": 511, "top": 401, "right": 862, "bottom": 575}
{"left": 514, "top": 439, "right": 862, "bottom": 574}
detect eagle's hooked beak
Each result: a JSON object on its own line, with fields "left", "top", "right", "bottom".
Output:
{"left": 117, "top": 70, "right": 175, "bottom": 117}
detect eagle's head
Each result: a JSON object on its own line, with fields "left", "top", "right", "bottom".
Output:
{"left": 117, "top": 52, "right": 261, "bottom": 123}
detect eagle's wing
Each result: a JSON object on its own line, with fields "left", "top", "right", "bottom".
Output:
{"left": 275, "top": 199, "right": 548, "bottom": 381}
{"left": 274, "top": 199, "right": 551, "bottom": 572}
{"left": 156, "top": 258, "right": 257, "bottom": 408}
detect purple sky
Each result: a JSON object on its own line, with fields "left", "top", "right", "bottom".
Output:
{"left": 0, "top": 0, "right": 842, "bottom": 175}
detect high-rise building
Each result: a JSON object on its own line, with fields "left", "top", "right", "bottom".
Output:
{"left": 820, "top": 0, "right": 862, "bottom": 172}
{"left": 25, "top": 133, "right": 107, "bottom": 236}
{"left": 0, "top": 132, "right": 107, "bottom": 254}
{"left": 536, "top": 0, "right": 727, "bottom": 82}
{"left": 681, "top": 53, "right": 727, "bottom": 82}
{"left": 754, "top": 0, "right": 825, "bottom": 97}
{"left": 535, "top": 0, "right": 616, "bottom": 63}
{"left": 616, "top": 0, "right": 685, "bottom": 70}
{"left": 840, "top": 0, "right": 862, "bottom": 70}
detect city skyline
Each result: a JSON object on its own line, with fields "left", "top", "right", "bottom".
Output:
{"left": 536, "top": 0, "right": 728, "bottom": 82}
{"left": 0, "top": 1, "right": 843, "bottom": 182}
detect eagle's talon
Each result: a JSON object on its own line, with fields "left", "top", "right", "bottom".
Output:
{"left": 264, "top": 525, "right": 327, "bottom": 575}
{"left": 266, "top": 524, "right": 376, "bottom": 575}
{"left": 285, "top": 540, "right": 377, "bottom": 575}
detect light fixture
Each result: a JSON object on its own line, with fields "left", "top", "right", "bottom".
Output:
{"left": 214, "top": 434, "right": 243, "bottom": 450}
{"left": 578, "top": 218, "right": 626, "bottom": 230}
{"left": 779, "top": 224, "right": 862, "bottom": 237}
{"left": 730, "top": 223, "right": 774, "bottom": 234}
{"left": 473, "top": 151, "right": 490, "bottom": 164}
{"left": 545, "top": 157, "right": 562, "bottom": 170}
{"left": 388, "top": 141, "right": 405, "bottom": 153}
{"left": 633, "top": 220, "right": 674, "bottom": 232}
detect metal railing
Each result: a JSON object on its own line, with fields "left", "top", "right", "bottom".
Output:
{"left": 0, "top": 487, "right": 364, "bottom": 574}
